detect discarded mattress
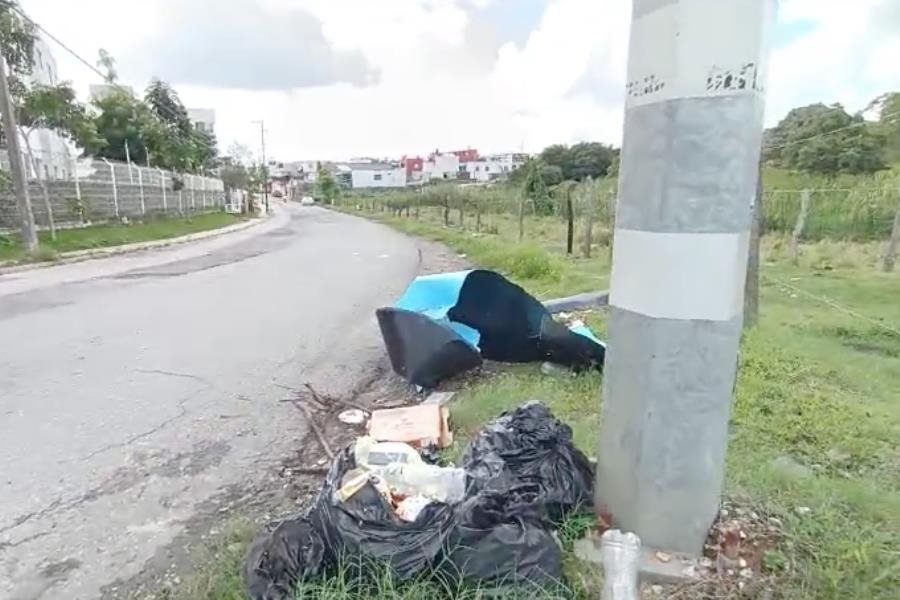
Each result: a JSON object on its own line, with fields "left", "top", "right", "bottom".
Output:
{"left": 376, "top": 269, "right": 606, "bottom": 387}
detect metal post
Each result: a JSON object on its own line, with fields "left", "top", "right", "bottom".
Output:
{"left": 159, "top": 168, "right": 167, "bottom": 212}
{"left": 138, "top": 167, "right": 145, "bottom": 215}
{"left": 103, "top": 158, "right": 119, "bottom": 218}
{"left": 596, "top": 0, "right": 776, "bottom": 555}
{"left": 0, "top": 53, "right": 37, "bottom": 250}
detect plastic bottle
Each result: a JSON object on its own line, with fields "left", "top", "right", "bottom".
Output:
{"left": 600, "top": 529, "right": 641, "bottom": 600}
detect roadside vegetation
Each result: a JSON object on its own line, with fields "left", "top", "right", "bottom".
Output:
{"left": 327, "top": 165, "right": 899, "bottom": 598}
{"left": 0, "top": 211, "right": 242, "bottom": 264}
{"left": 179, "top": 97, "right": 898, "bottom": 598}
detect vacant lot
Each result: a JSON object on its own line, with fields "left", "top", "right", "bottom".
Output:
{"left": 341, "top": 201, "right": 900, "bottom": 599}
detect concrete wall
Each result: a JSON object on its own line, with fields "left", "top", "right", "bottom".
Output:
{"left": 0, "top": 167, "right": 227, "bottom": 232}
{"left": 351, "top": 168, "right": 407, "bottom": 189}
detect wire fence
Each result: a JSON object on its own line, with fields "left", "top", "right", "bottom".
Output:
{"left": 0, "top": 148, "right": 228, "bottom": 233}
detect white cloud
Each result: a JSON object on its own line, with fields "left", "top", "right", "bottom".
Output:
{"left": 767, "top": 0, "right": 899, "bottom": 124}
{"left": 17, "top": 0, "right": 900, "bottom": 160}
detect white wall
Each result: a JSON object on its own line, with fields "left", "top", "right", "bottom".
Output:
{"left": 351, "top": 167, "right": 407, "bottom": 189}
{"left": 24, "top": 38, "right": 73, "bottom": 180}
{"left": 424, "top": 153, "right": 460, "bottom": 181}
{"left": 465, "top": 159, "right": 505, "bottom": 182}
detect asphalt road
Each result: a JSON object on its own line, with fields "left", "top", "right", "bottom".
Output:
{"left": 0, "top": 206, "right": 421, "bottom": 599}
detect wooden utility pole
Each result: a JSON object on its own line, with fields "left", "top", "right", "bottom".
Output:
{"left": 597, "top": 0, "right": 776, "bottom": 554}
{"left": 0, "top": 53, "right": 37, "bottom": 252}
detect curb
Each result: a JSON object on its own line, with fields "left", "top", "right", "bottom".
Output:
{"left": 0, "top": 215, "right": 268, "bottom": 276}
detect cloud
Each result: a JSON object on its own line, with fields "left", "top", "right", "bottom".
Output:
{"left": 130, "top": 0, "right": 378, "bottom": 90}
{"left": 766, "top": 0, "right": 899, "bottom": 124}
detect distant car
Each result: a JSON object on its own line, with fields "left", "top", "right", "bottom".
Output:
{"left": 300, "top": 196, "right": 315, "bottom": 206}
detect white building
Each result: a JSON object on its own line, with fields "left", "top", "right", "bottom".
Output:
{"left": 423, "top": 152, "right": 460, "bottom": 181}
{"left": 487, "top": 152, "right": 528, "bottom": 174}
{"left": 344, "top": 162, "right": 407, "bottom": 189}
{"left": 187, "top": 108, "right": 216, "bottom": 135}
{"left": 23, "top": 38, "right": 75, "bottom": 180}
{"left": 463, "top": 158, "right": 505, "bottom": 183}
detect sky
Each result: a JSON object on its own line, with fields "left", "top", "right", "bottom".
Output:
{"left": 20, "top": 0, "right": 900, "bottom": 162}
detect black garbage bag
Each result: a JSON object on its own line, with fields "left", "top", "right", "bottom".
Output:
{"left": 444, "top": 480, "right": 562, "bottom": 585}
{"left": 244, "top": 517, "right": 326, "bottom": 600}
{"left": 449, "top": 270, "right": 605, "bottom": 370}
{"left": 376, "top": 307, "right": 483, "bottom": 389}
{"left": 461, "top": 401, "right": 594, "bottom": 521}
{"left": 306, "top": 447, "right": 458, "bottom": 580}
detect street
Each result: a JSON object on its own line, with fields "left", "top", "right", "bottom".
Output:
{"left": 0, "top": 206, "right": 421, "bottom": 599}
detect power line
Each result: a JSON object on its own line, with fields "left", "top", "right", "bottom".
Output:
{"left": 764, "top": 275, "right": 900, "bottom": 338}
{"left": 766, "top": 110, "right": 900, "bottom": 154}
{"left": 7, "top": 2, "right": 218, "bottom": 155}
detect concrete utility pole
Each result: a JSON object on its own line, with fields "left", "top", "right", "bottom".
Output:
{"left": 253, "top": 119, "right": 268, "bottom": 212}
{"left": 597, "top": 0, "right": 776, "bottom": 555}
{"left": 0, "top": 53, "right": 37, "bottom": 252}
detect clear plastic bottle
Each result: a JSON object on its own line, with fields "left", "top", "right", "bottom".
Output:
{"left": 601, "top": 529, "right": 641, "bottom": 600}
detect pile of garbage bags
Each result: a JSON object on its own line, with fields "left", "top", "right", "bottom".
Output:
{"left": 245, "top": 402, "right": 594, "bottom": 599}
{"left": 376, "top": 270, "right": 606, "bottom": 388}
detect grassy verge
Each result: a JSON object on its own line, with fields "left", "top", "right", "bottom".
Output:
{"left": 0, "top": 211, "right": 244, "bottom": 264}
{"left": 176, "top": 205, "right": 897, "bottom": 599}
{"left": 345, "top": 205, "right": 900, "bottom": 599}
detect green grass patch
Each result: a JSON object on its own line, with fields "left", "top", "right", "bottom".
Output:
{"left": 0, "top": 211, "right": 243, "bottom": 264}
{"left": 350, "top": 206, "right": 900, "bottom": 598}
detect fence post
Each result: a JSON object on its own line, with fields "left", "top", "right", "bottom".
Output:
{"left": 179, "top": 189, "right": 184, "bottom": 214}
{"left": 883, "top": 199, "right": 900, "bottom": 272}
{"left": 103, "top": 158, "right": 119, "bottom": 219}
{"left": 190, "top": 176, "right": 196, "bottom": 210}
{"left": 138, "top": 167, "right": 145, "bottom": 215}
{"left": 790, "top": 189, "right": 810, "bottom": 265}
{"left": 158, "top": 169, "right": 168, "bottom": 212}
{"left": 72, "top": 156, "right": 83, "bottom": 221}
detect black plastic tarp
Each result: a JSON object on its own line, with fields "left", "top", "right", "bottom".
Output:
{"left": 378, "top": 269, "right": 605, "bottom": 387}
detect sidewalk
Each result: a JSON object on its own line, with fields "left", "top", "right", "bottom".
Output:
{"left": 0, "top": 207, "right": 290, "bottom": 298}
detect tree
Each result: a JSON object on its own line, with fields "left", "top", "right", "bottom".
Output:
{"left": 316, "top": 164, "right": 339, "bottom": 204}
{"left": 96, "top": 48, "right": 117, "bottom": 82}
{"left": 17, "top": 83, "right": 105, "bottom": 237}
{"left": 764, "top": 103, "right": 887, "bottom": 176}
{"left": 539, "top": 142, "right": 615, "bottom": 181}
{"left": 144, "top": 79, "right": 216, "bottom": 172}
{"left": 92, "top": 89, "right": 163, "bottom": 165}
{"left": 0, "top": 1, "right": 35, "bottom": 84}
{"left": 568, "top": 142, "right": 615, "bottom": 180}
{"left": 866, "top": 92, "right": 900, "bottom": 163}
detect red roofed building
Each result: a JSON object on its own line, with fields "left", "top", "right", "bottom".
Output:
{"left": 450, "top": 148, "right": 479, "bottom": 163}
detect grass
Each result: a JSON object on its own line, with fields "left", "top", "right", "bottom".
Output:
{"left": 338, "top": 205, "right": 900, "bottom": 598}
{"left": 174, "top": 203, "right": 898, "bottom": 599}
{"left": 0, "top": 211, "right": 243, "bottom": 264}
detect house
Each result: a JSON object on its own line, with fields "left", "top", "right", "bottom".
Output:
{"left": 450, "top": 148, "right": 479, "bottom": 163}
{"left": 187, "top": 108, "right": 216, "bottom": 135}
{"left": 462, "top": 157, "right": 504, "bottom": 183}
{"left": 339, "top": 162, "right": 407, "bottom": 189}
{"left": 488, "top": 152, "right": 528, "bottom": 173}
{"left": 423, "top": 151, "right": 460, "bottom": 181}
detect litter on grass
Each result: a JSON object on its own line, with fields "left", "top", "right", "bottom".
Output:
{"left": 376, "top": 269, "right": 606, "bottom": 388}
{"left": 245, "top": 401, "right": 592, "bottom": 599}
